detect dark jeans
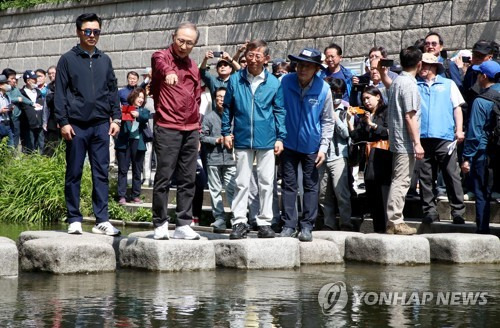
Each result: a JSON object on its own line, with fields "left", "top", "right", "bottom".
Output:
{"left": 43, "top": 129, "right": 62, "bottom": 156}
{"left": 281, "top": 148, "right": 319, "bottom": 230}
{"left": 471, "top": 150, "right": 490, "bottom": 234}
{"left": 23, "top": 127, "right": 44, "bottom": 153}
{"left": 152, "top": 126, "right": 198, "bottom": 227}
{"left": 11, "top": 117, "right": 20, "bottom": 148}
{"left": 0, "top": 122, "right": 13, "bottom": 146}
{"left": 419, "top": 138, "right": 465, "bottom": 220}
{"left": 65, "top": 123, "right": 110, "bottom": 224}
{"left": 491, "top": 145, "right": 500, "bottom": 193}
{"left": 193, "top": 162, "right": 207, "bottom": 218}
{"left": 116, "top": 138, "right": 145, "bottom": 199}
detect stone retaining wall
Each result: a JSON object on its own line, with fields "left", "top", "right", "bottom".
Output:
{"left": 0, "top": 0, "right": 498, "bottom": 84}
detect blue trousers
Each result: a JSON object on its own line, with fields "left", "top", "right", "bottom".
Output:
{"left": 0, "top": 122, "right": 13, "bottom": 147}
{"left": 470, "top": 150, "right": 490, "bottom": 234}
{"left": 281, "top": 148, "right": 319, "bottom": 230}
{"left": 65, "top": 123, "right": 110, "bottom": 224}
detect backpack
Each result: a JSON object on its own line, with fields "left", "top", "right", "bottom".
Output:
{"left": 442, "top": 59, "right": 452, "bottom": 80}
{"left": 333, "top": 109, "right": 361, "bottom": 166}
{"left": 477, "top": 87, "right": 500, "bottom": 146}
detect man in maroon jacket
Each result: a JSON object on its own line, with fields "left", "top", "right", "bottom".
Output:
{"left": 151, "top": 22, "right": 202, "bottom": 240}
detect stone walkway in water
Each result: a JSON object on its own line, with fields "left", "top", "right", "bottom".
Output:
{"left": 1, "top": 230, "right": 499, "bottom": 277}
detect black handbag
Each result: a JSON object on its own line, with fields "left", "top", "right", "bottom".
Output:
{"left": 142, "top": 124, "right": 153, "bottom": 143}
{"left": 364, "top": 147, "right": 393, "bottom": 185}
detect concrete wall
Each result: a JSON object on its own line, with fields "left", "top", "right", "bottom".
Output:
{"left": 0, "top": 0, "right": 498, "bottom": 85}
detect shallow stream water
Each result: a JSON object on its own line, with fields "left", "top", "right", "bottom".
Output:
{"left": 1, "top": 223, "right": 499, "bottom": 327}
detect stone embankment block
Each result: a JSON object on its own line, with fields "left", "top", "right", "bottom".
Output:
{"left": 19, "top": 237, "right": 116, "bottom": 274}
{"left": 345, "top": 234, "right": 431, "bottom": 265}
{"left": 18, "top": 230, "right": 124, "bottom": 261}
{"left": 312, "top": 231, "right": 364, "bottom": 257}
{"left": 0, "top": 237, "right": 18, "bottom": 277}
{"left": 120, "top": 232, "right": 216, "bottom": 271}
{"left": 421, "top": 233, "right": 500, "bottom": 263}
{"left": 299, "top": 239, "right": 343, "bottom": 265}
{"left": 212, "top": 238, "right": 300, "bottom": 269}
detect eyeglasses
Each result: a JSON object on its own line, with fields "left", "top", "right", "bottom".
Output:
{"left": 239, "top": 60, "right": 247, "bottom": 63}
{"left": 425, "top": 41, "right": 439, "bottom": 47}
{"left": 175, "top": 38, "right": 195, "bottom": 47}
{"left": 217, "top": 62, "right": 230, "bottom": 67}
{"left": 81, "top": 28, "right": 101, "bottom": 37}
{"left": 246, "top": 52, "right": 264, "bottom": 60}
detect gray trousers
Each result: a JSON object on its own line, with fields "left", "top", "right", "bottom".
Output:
{"left": 319, "top": 158, "right": 352, "bottom": 229}
{"left": 207, "top": 165, "right": 236, "bottom": 221}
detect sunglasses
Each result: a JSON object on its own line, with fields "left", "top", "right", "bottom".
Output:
{"left": 81, "top": 28, "right": 101, "bottom": 37}
{"left": 425, "top": 41, "right": 439, "bottom": 47}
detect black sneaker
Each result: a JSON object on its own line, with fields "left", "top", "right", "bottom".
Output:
{"left": 257, "top": 225, "right": 275, "bottom": 238}
{"left": 452, "top": 216, "right": 465, "bottom": 224}
{"left": 298, "top": 228, "right": 313, "bottom": 242}
{"left": 279, "top": 227, "right": 296, "bottom": 237}
{"left": 229, "top": 223, "right": 248, "bottom": 239}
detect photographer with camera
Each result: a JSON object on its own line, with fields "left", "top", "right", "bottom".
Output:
{"left": 200, "top": 50, "right": 241, "bottom": 112}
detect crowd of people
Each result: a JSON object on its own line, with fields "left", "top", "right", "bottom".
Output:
{"left": 0, "top": 13, "right": 499, "bottom": 240}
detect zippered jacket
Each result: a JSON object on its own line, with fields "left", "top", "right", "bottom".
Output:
{"left": 55, "top": 45, "right": 121, "bottom": 127}
{"left": 221, "top": 69, "right": 286, "bottom": 149}
{"left": 281, "top": 73, "right": 334, "bottom": 154}
{"left": 151, "top": 45, "right": 201, "bottom": 131}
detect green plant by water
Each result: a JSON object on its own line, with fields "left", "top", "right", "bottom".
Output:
{"left": 0, "top": 140, "right": 152, "bottom": 223}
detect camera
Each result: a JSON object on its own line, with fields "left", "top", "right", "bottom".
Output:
{"left": 462, "top": 56, "right": 471, "bottom": 63}
{"left": 213, "top": 51, "right": 223, "bottom": 58}
{"left": 380, "top": 58, "right": 394, "bottom": 67}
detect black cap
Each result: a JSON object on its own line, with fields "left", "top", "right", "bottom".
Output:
{"left": 472, "top": 40, "right": 493, "bottom": 55}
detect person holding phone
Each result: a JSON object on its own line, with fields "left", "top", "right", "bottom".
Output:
{"left": 348, "top": 86, "right": 390, "bottom": 233}
{"left": 0, "top": 75, "right": 14, "bottom": 146}
{"left": 115, "top": 88, "right": 150, "bottom": 205}
{"left": 200, "top": 50, "right": 241, "bottom": 112}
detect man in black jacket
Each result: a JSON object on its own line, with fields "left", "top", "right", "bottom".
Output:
{"left": 55, "top": 13, "right": 121, "bottom": 236}
{"left": 19, "top": 70, "right": 44, "bottom": 153}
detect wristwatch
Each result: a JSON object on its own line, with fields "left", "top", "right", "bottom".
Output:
{"left": 112, "top": 119, "right": 122, "bottom": 127}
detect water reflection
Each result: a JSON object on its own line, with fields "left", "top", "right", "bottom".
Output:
{"left": 0, "top": 263, "right": 498, "bottom": 327}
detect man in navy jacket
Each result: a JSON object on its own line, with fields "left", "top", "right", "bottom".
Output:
{"left": 55, "top": 13, "right": 121, "bottom": 236}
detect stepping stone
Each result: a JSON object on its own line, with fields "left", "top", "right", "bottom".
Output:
{"left": 119, "top": 234, "right": 215, "bottom": 272}
{"left": 312, "top": 231, "right": 364, "bottom": 257}
{"left": 19, "top": 237, "right": 116, "bottom": 274}
{"left": 345, "top": 234, "right": 430, "bottom": 265}
{"left": 18, "top": 230, "right": 124, "bottom": 262}
{"left": 0, "top": 237, "right": 18, "bottom": 277}
{"left": 212, "top": 238, "right": 300, "bottom": 269}
{"left": 421, "top": 233, "right": 500, "bottom": 263}
{"left": 299, "top": 239, "right": 343, "bottom": 265}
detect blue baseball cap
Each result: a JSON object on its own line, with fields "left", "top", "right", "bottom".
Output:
{"left": 472, "top": 60, "right": 500, "bottom": 79}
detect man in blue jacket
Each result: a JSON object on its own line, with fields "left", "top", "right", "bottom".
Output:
{"left": 55, "top": 13, "right": 122, "bottom": 236}
{"left": 221, "top": 39, "right": 286, "bottom": 240}
{"left": 461, "top": 60, "right": 500, "bottom": 234}
{"left": 280, "top": 48, "right": 335, "bottom": 242}
{"left": 319, "top": 43, "right": 354, "bottom": 102}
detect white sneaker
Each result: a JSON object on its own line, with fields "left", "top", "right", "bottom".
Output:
{"left": 92, "top": 221, "right": 121, "bottom": 236}
{"left": 68, "top": 222, "right": 83, "bottom": 234}
{"left": 173, "top": 225, "right": 201, "bottom": 240}
{"left": 154, "top": 223, "right": 169, "bottom": 240}
{"left": 464, "top": 192, "right": 476, "bottom": 201}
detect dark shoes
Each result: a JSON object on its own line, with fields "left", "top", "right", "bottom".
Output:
{"left": 257, "top": 225, "right": 275, "bottom": 238}
{"left": 422, "top": 215, "right": 440, "bottom": 224}
{"left": 229, "top": 223, "right": 248, "bottom": 239}
{"left": 298, "top": 228, "right": 313, "bottom": 242}
{"left": 452, "top": 216, "right": 465, "bottom": 224}
{"left": 280, "top": 227, "right": 297, "bottom": 237}
{"left": 340, "top": 221, "right": 354, "bottom": 231}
